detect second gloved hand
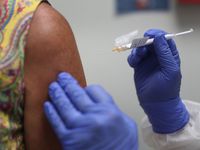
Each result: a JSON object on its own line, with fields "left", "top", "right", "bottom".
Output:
{"left": 128, "top": 29, "right": 189, "bottom": 134}
{"left": 44, "top": 72, "right": 138, "bottom": 150}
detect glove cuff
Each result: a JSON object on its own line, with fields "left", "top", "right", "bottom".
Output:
{"left": 140, "top": 97, "right": 190, "bottom": 134}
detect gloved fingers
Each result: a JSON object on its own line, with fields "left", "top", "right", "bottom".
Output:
{"left": 127, "top": 29, "right": 166, "bottom": 69}
{"left": 144, "top": 29, "right": 166, "bottom": 38}
{"left": 57, "top": 72, "right": 77, "bottom": 87}
{"left": 153, "top": 35, "right": 178, "bottom": 72}
{"left": 127, "top": 47, "right": 148, "bottom": 68}
{"left": 49, "top": 82, "right": 81, "bottom": 127}
{"left": 134, "top": 54, "right": 158, "bottom": 82}
{"left": 144, "top": 29, "right": 181, "bottom": 66}
{"left": 167, "top": 39, "right": 181, "bottom": 66}
{"left": 44, "top": 102, "right": 69, "bottom": 140}
{"left": 58, "top": 72, "right": 95, "bottom": 112}
{"left": 85, "top": 85, "right": 114, "bottom": 104}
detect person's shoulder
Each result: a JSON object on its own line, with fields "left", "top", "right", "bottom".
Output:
{"left": 25, "top": 2, "right": 86, "bottom": 85}
{"left": 25, "top": 2, "right": 80, "bottom": 67}
{"left": 26, "top": 2, "right": 75, "bottom": 57}
{"left": 32, "top": 2, "right": 71, "bottom": 36}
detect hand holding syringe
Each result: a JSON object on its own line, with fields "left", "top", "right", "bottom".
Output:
{"left": 113, "top": 29, "right": 194, "bottom": 52}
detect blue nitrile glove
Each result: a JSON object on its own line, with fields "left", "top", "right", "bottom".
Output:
{"left": 128, "top": 29, "right": 189, "bottom": 134}
{"left": 44, "top": 72, "right": 138, "bottom": 150}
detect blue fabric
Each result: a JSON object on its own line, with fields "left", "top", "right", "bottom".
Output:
{"left": 44, "top": 72, "right": 138, "bottom": 150}
{"left": 128, "top": 29, "right": 189, "bottom": 133}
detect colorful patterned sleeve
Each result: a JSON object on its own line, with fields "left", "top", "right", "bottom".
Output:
{"left": 0, "top": 0, "right": 42, "bottom": 149}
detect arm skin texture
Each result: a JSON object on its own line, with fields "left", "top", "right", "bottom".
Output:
{"left": 24, "top": 2, "right": 86, "bottom": 150}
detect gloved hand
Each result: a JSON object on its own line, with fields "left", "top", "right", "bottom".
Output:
{"left": 128, "top": 29, "right": 189, "bottom": 134}
{"left": 44, "top": 72, "right": 138, "bottom": 150}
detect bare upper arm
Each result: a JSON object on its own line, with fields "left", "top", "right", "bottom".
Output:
{"left": 24, "top": 2, "right": 86, "bottom": 149}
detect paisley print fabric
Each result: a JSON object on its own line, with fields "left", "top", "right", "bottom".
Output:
{"left": 0, "top": 0, "right": 41, "bottom": 149}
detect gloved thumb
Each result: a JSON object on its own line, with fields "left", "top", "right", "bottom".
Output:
{"left": 153, "top": 35, "right": 178, "bottom": 72}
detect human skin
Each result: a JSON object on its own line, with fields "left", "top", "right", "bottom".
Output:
{"left": 24, "top": 2, "right": 86, "bottom": 150}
